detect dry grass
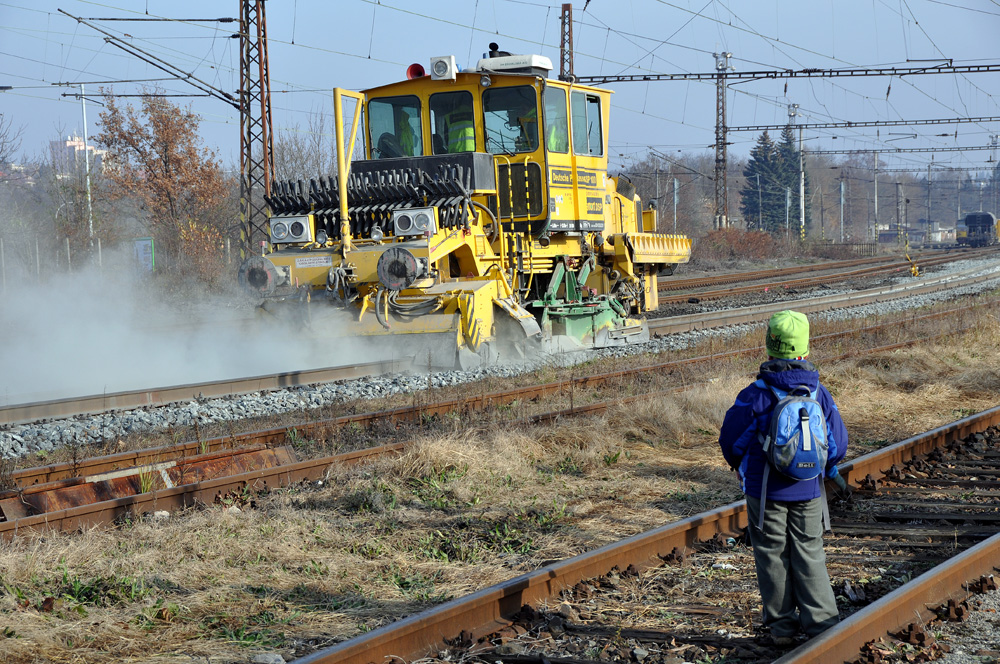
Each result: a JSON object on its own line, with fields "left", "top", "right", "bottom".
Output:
{"left": 2, "top": 303, "right": 1000, "bottom": 662}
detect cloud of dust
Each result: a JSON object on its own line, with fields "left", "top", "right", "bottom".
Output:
{"left": 0, "top": 249, "right": 403, "bottom": 406}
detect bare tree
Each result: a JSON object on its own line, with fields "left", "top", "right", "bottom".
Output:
{"left": 0, "top": 112, "right": 25, "bottom": 172}
{"left": 272, "top": 110, "right": 339, "bottom": 183}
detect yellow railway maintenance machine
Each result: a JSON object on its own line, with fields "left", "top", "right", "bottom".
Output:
{"left": 239, "top": 47, "right": 692, "bottom": 368}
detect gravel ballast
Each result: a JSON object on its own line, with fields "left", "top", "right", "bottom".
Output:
{"left": 3, "top": 256, "right": 999, "bottom": 460}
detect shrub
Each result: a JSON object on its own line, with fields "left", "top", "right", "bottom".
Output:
{"left": 694, "top": 229, "right": 778, "bottom": 261}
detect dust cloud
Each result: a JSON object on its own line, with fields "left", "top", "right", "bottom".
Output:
{"left": 0, "top": 252, "right": 400, "bottom": 406}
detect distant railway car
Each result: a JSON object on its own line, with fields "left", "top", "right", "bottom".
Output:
{"left": 239, "top": 45, "right": 692, "bottom": 368}
{"left": 962, "top": 212, "right": 998, "bottom": 247}
{"left": 955, "top": 222, "right": 968, "bottom": 245}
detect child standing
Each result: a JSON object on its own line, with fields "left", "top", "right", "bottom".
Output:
{"left": 718, "top": 310, "right": 848, "bottom": 644}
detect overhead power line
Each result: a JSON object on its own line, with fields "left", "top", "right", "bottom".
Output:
{"left": 728, "top": 116, "right": 1000, "bottom": 133}
{"left": 82, "top": 17, "right": 237, "bottom": 22}
{"left": 809, "top": 145, "right": 994, "bottom": 155}
{"left": 58, "top": 9, "right": 239, "bottom": 110}
{"left": 576, "top": 62, "right": 1000, "bottom": 85}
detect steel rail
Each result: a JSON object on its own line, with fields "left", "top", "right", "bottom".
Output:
{"left": 0, "top": 358, "right": 410, "bottom": 426}
{"left": 9, "top": 300, "right": 992, "bottom": 490}
{"left": 656, "top": 249, "right": 960, "bottom": 292}
{"left": 291, "top": 406, "right": 1000, "bottom": 664}
{"left": 656, "top": 250, "right": 970, "bottom": 291}
{"left": 2, "top": 249, "right": 985, "bottom": 427}
{"left": 0, "top": 443, "right": 405, "bottom": 541}
{"left": 657, "top": 253, "right": 964, "bottom": 302}
{"left": 7, "top": 313, "right": 972, "bottom": 526}
{"left": 648, "top": 266, "right": 1000, "bottom": 335}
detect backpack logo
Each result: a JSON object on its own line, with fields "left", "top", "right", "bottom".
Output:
{"left": 756, "top": 382, "right": 829, "bottom": 482}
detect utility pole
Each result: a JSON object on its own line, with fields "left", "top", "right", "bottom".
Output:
{"left": 895, "top": 181, "right": 903, "bottom": 244}
{"left": 957, "top": 178, "right": 961, "bottom": 222}
{"left": 673, "top": 177, "right": 679, "bottom": 233}
{"left": 873, "top": 155, "right": 879, "bottom": 241}
{"left": 559, "top": 4, "right": 574, "bottom": 82}
{"left": 785, "top": 187, "right": 791, "bottom": 245}
{"left": 756, "top": 173, "right": 762, "bottom": 231}
{"left": 713, "top": 51, "right": 733, "bottom": 230}
{"left": 789, "top": 103, "right": 805, "bottom": 242}
{"left": 992, "top": 135, "right": 999, "bottom": 213}
{"left": 79, "top": 83, "right": 95, "bottom": 241}
{"left": 819, "top": 186, "right": 825, "bottom": 241}
{"left": 239, "top": 0, "right": 274, "bottom": 258}
{"left": 840, "top": 179, "right": 845, "bottom": 243}
{"left": 655, "top": 167, "right": 660, "bottom": 216}
{"left": 927, "top": 162, "right": 932, "bottom": 231}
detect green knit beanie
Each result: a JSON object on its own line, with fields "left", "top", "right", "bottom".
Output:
{"left": 765, "top": 310, "right": 810, "bottom": 359}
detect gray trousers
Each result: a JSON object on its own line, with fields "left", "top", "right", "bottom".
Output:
{"left": 745, "top": 495, "right": 840, "bottom": 638}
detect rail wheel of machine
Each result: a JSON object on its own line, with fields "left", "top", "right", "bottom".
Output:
{"left": 377, "top": 246, "right": 420, "bottom": 291}
{"left": 238, "top": 256, "right": 278, "bottom": 297}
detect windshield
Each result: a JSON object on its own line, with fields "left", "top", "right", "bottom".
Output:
{"left": 482, "top": 86, "right": 538, "bottom": 154}
{"left": 369, "top": 96, "right": 422, "bottom": 159}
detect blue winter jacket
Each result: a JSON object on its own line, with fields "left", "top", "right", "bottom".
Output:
{"left": 718, "top": 359, "right": 848, "bottom": 501}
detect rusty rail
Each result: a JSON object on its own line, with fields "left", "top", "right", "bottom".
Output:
{"left": 9, "top": 301, "right": 991, "bottom": 491}
{"left": 0, "top": 443, "right": 405, "bottom": 540}
{"left": 291, "top": 405, "right": 1000, "bottom": 664}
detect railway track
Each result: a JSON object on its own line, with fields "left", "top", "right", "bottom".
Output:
{"left": 4, "top": 300, "right": 986, "bottom": 493}
{"left": 2, "top": 300, "right": 992, "bottom": 546}
{"left": 292, "top": 408, "right": 1000, "bottom": 664}
{"left": 656, "top": 251, "right": 969, "bottom": 304}
{"left": 0, "top": 358, "right": 410, "bottom": 426}
{"left": 655, "top": 247, "right": 974, "bottom": 292}
{"left": 5, "top": 258, "right": 997, "bottom": 429}
{"left": 2, "top": 299, "right": 997, "bottom": 662}
{"left": 647, "top": 261, "right": 1000, "bottom": 335}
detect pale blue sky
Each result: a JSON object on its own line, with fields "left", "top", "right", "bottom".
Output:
{"left": 2, "top": 0, "right": 998, "bottom": 174}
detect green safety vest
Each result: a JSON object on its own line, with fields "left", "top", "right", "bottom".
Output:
{"left": 446, "top": 111, "right": 475, "bottom": 152}
{"left": 547, "top": 122, "right": 568, "bottom": 152}
{"left": 397, "top": 115, "right": 415, "bottom": 156}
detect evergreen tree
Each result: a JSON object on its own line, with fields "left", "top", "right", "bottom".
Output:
{"left": 739, "top": 131, "right": 784, "bottom": 232}
{"left": 777, "top": 125, "right": 811, "bottom": 237}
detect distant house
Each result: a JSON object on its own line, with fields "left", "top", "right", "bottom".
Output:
{"left": 49, "top": 136, "right": 106, "bottom": 175}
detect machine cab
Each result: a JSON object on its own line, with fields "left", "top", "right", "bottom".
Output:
{"left": 361, "top": 49, "right": 613, "bottom": 238}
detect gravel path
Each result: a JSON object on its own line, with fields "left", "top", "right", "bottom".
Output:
{"left": 3, "top": 256, "right": 999, "bottom": 460}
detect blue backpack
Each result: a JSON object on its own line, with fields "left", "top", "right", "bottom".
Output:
{"left": 754, "top": 380, "right": 831, "bottom": 530}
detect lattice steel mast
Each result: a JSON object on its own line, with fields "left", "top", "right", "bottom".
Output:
{"left": 239, "top": 0, "right": 274, "bottom": 257}
{"left": 713, "top": 52, "right": 732, "bottom": 229}
{"left": 559, "top": 4, "right": 574, "bottom": 82}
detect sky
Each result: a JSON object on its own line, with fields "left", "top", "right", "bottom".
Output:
{"left": 1, "top": 0, "right": 999, "bottom": 177}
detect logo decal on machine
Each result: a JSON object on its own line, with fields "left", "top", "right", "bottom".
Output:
{"left": 586, "top": 197, "right": 604, "bottom": 214}
{"left": 577, "top": 169, "right": 599, "bottom": 189}
{"left": 549, "top": 168, "right": 573, "bottom": 186}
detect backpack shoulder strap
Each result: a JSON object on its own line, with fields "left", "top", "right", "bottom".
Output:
{"left": 755, "top": 379, "right": 785, "bottom": 400}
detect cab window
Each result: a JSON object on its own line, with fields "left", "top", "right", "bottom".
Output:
{"left": 543, "top": 86, "right": 569, "bottom": 153}
{"left": 482, "top": 86, "right": 538, "bottom": 154}
{"left": 369, "top": 96, "right": 422, "bottom": 158}
{"left": 571, "top": 91, "right": 603, "bottom": 156}
{"left": 430, "top": 91, "right": 475, "bottom": 155}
